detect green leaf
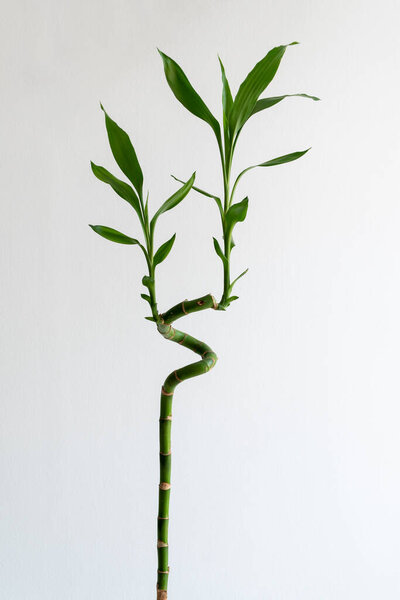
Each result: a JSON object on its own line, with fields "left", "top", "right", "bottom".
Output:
{"left": 229, "top": 42, "right": 298, "bottom": 138}
{"left": 171, "top": 175, "right": 223, "bottom": 215}
{"left": 250, "top": 93, "right": 320, "bottom": 117}
{"left": 228, "top": 268, "right": 249, "bottom": 294}
{"left": 171, "top": 175, "right": 218, "bottom": 201}
{"left": 218, "top": 56, "right": 233, "bottom": 120}
{"left": 142, "top": 275, "right": 154, "bottom": 289}
{"left": 153, "top": 233, "right": 176, "bottom": 267}
{"left": 233, "top": 149, "right": 310, "bottom": 192}
{"left": 100, "top": 104, "right": 143, "bottom": 198}
{"left": 141, "top": 293, "right": 151, "bottom": 303}
{"left": 90, "top": 162, "right": 142, "bottom": 219}
{"left": 89, "top": 225, "right": 140, "bottom": 245}
{"left": 227, "top": 295, "right": 239, "bottom": 303}
{"left": 213, "top": 237, "right": 228, "bottom": 266}
{"left": 145, "top": 316, "right": 156, "bottom": 322}
{"left": 144, "top": 193, "right": 149, "bottom": 224}
{"left": 151, "top": 173, "right": 195, "bottom": 226}
{"left": 225, "top": 197, "right": 249, "bottom": 234}
{"left": 218, "top": 56, "right": 233, "bottom": 147}
{"left": 255, "top": 149, "right": 310, "bottom": 168}
{"left": 158, "top": 50, "right": 221, "bottom": 142}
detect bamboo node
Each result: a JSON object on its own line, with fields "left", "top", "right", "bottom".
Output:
{"left": 157, "top": 516, "right": 169, "bottom": 520}
{"left": 211, "top": 295, "right": 218, "bottom": 310}
{"left": 165, "top": 327, "right": 175, "bottom": 340}
{"left": 159, "top": 415, "right": 172, "bottom": 421}
{"left": 161, "top": 387, "right": 174, "bottom": 396}
{"left": 201, "top": 350, "right": 217, "bottom": 368}
{"left": 174, "top": 370, "right": 182, "bottom": 382}
{"left": 157, "top": 540, "right": 168, "bottom": 548}
{"left": 160, "top": 450, "right": 172, "bottom": 456}
{"left": 159, "top": 482, "right": 171, "bottom": 491}
{"left": 181, "top": 300, "right": 188, "bottom": 315}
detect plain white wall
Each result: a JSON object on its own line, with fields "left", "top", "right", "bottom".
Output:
{"left": 1, "top": 0, "right": 400, "bottom": 598}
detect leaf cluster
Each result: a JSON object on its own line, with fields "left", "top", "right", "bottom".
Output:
{"left": 159, "top": 43, "right": 319, "bottom": 307}
{"left": 90, "top": 105, "right": 195, "bottom": 319}
{"left": 90, "top": 43, "right": 319, "bottom": 316}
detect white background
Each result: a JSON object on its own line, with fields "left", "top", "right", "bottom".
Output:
{"left": 1, "top": 1, "right": 400, "bottom": 598}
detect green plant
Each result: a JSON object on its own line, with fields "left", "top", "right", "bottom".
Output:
{"left": 90, "top": 42, "right": 318, "bottom": 599}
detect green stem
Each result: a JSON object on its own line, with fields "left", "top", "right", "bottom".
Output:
{"left": 219, "top": 140, "right": 233, "bottom": 308}
{"left": 155, "top": 294, "right": 218, "bottom": 598}
{"left": 142, "top": 214, "right": 160, "bottom": 321}
{"left": 221, "top": 225, "right": 231, "bottom": 306}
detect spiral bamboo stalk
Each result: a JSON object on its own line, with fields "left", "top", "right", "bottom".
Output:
{"left": 155, "top": 295, "right": 217, "bottom": 597}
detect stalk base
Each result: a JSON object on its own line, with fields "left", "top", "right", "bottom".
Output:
{"left": 157, "top": 585, "right": 167, "bottom": 600}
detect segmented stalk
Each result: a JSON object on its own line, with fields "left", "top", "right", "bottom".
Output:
{"left": 155, "top": 295, "right": 218, "bottom": 599}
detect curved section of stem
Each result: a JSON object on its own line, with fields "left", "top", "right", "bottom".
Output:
{"left": 156, "top": 297, "right": 218, "bottom": 598}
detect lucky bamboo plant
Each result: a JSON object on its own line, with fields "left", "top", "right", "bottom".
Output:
{"left": 90, "top": 42, "right": 318, "bottom": 599}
